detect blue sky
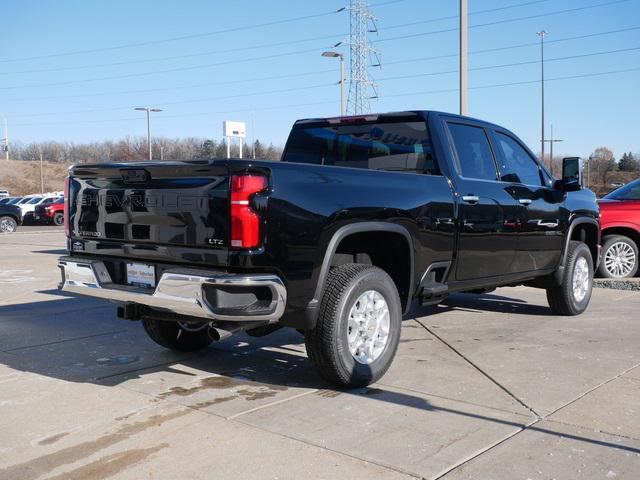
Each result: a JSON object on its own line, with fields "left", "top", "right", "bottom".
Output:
{"left": 1, "top": 0, "right": 639, "bottom": 158}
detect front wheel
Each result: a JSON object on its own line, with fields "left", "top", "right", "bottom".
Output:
{"left": 0, "top": 216, "right": 17, "bottom": 233}
{"left": 597, "top": 235, "right": 638, "bottom": 279}
{"left": 547, "top": 241, "right": 594, "bottom": 315}
{"left": 142, "top": 318, "right": 213, "bottom": 352}
{"left": 53, "top": 212, "right": 64, "bottom": 226}
{"left": 305, "top": 263, "right": 402, "bottom": 388}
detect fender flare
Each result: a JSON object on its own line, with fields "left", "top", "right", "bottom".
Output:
{"left": 555, "top": 217, "right": 601, "bottom": 283}
{"left": 308, "top": 222, "right": 415, "bottom": 314}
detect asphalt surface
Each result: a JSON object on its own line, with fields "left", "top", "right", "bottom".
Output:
{"left": 0, "top": 229, "right": 638, "bottom": 479}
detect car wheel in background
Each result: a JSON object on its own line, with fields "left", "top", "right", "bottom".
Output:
{"left": 53, "top": 213, "right": 64, "bottom": 226}
{"left": 305, "top": 263, "right": 402, "bottom": 388}
{"left": 0, "top": 216, "right": 17, "bottom": 233}
{"left": 598, "top": 235, "right": 639, "bottom": 278}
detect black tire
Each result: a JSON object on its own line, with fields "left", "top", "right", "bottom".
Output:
{"left": 142, "top": 318, "right": 213, "bottom": 352}
{"left": 0, "top": 216, "right": 17, "bottom": 233}
{"left": 547, "top": 241, "right": 594, "bottom": 316}
{"left": 53, "top": 212, "right": 64, "bottom": 226}
{"left": 597, "top": 235, "right": 639, "bottom": 279}
{"left": 305, "top": 263, "right": 402, "bottom": 388}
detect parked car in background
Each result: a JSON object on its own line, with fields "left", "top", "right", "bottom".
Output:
{"left": 6, "top": 197, "right": 24, "bottom": 205}
{"left": 0, "top": 189, "right": 10, "bottom": 199}
{"left": 33, "top": 197, "right": 65, "bottom": 225}
{"left": 0, "top": 197, "right": 18, "bottom": 205}
{"left": 0, "top": 204, "right": 22, "bottom": 233}
{"left": 598, "top": 177, "right": 640, "bottom": 278}
{"left": 19, "top": 196, "right": 59, "bottom": 222}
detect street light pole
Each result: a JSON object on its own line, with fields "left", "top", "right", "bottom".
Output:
{"left": 0, "top": 112, "right": 8, "bottom": 161}
{"left": 537, "top": 30, "right": 548, "bottom": 164}
{"left": 134, "top": 107, "right": 162, "bottom": 161}
{"left": 459, "top": 0, "right": 468, "bottom": 116}
{"left": 321, "top": 51, "right": 345, "bottom": 116}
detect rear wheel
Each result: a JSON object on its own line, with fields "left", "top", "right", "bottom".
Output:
{"left": 547, "top": 241, "right": 593, "bottom": 315}
{"left": 598, "top": 235, "right": 638, "bottom": 278}
{"left": 53, "top": 212, "right": 64, "bottom": 226}
{"left": 0, "top": 216, "right": 17, "bottom": 233}
{"left": 142, "top": 318, "right": 213, "bottom": 352}
{"left": 305, "top": 263, "right": 402, "bottom": 388}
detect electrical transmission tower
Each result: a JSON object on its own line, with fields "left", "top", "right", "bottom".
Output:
{"left": 345, "top": 0, "right": 381, "bottom": 115}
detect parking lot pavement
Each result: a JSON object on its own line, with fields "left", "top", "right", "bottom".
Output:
{"left": 0, "top": 231, "right": 638, "bottom": 479}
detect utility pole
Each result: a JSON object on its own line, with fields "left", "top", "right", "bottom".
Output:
{"left": 321, "top": 51, "right": 345, "bottom": 116}
{"left": 134, "top": 107, "right": 162, "bottom": 160}
{"left": 537, "top": 30, "right": 548, "bottom": 164}
{"left": 459, "top": 0, "right": 468, "bottom": 116}
{"left": 0, "top": 113, "right": 8, "bottom": 161}
{"left": 543, "top": 124, "right": 563, "bottom": 176}
{"left": 39, "top": 151, "right": 44, "bottom": 194}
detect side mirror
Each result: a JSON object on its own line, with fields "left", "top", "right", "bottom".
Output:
{"left": 556, "top": 156, "right": 583, "bottom": 192}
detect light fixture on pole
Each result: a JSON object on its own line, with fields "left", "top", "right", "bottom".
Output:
{"left": 322, "top": 51, "right": 345, "bottom": 116}
{"left": 134, "top": 107, "right": 162, "bottom": 161}
{"left": 459, "top": 0, "right": 468, "bottom": 116}
{"left": 0, "top": 112, "right": 8, "bottom": 161}
{"left": 537, "top": 30, "right": 548, "bottom": 164}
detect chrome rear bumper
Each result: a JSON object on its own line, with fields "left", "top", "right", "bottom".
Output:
{"left": 57, "top": 256, "right": 286, "bottom": 323}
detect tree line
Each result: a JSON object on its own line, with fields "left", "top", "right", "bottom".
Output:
{"left": 7, "top": 137, "right": 283, "bottom": 164}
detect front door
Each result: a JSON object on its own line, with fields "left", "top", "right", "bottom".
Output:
{"left": 446, "top": 121, "right": 521, "bottom": 281}
{"left": 490, "top": 130, "right": 564, "bottom": 272}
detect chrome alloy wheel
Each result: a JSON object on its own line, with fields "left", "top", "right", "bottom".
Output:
{"left": 347, "top": 290, "right": 390, "bottom": 365}
{"left": 572, "top": 257, "right": 590, "bottom": 302}
{"left": 604, "top": 241, "right": 636, "bottom": 278}
{"left": 0, "top": 218, "right": 16, "bottom": 233}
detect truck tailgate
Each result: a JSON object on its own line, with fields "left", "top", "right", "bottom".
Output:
{"left": 68, "top": 162, "right": 230, "bottom": 262}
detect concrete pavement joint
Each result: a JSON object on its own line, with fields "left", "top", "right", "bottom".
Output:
{"left": 226, "top": 389, "right": 319, "bottom": 420}
{"left": 3, "top": 329, "right": 130, "bottom": 353}
{"left": 413, "top": 318, "right": 542, "bottom": 419}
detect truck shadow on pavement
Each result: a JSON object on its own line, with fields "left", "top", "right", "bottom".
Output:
{"left": 1, "top": 291, "right": 637, "bottom": 456}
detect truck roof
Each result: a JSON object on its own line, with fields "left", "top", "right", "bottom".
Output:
{"left": 292, "top": 110, "right": 503, "bottom": 129}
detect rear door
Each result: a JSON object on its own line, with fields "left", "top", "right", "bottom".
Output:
{"left": 490, "top": 129, "right": 563, "bottom": 272}
{"left": 445, "top": 120, "right": 521, "bottom": 281}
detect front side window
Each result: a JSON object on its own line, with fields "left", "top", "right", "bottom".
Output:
{"left": 27, "top": 197, "right": 43, "bottom": 204}
{"left": 495, "top": 133, "right": 543, "bottom": 186}
{"left": 448, "top": 123, "right": 497, "bottom": 181}
{"left": 605, "top": 179, "right": 640, "bottom": 200}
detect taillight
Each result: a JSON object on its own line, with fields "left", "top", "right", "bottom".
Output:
{"left": 64, "top": 176, "right": 70, "bottom": 236}
{"left": 230, "top": 174, "right": 267, "bottom": 249}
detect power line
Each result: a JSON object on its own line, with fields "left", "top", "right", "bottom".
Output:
{"left": 375, "top": 0, "right": 632, "bottom": 44}
{"left": 12, "top": 66, "right": 639, "bottom": 127}
{"left": 0, "top": 0, "right": 630, "bottom": 86}
{"left": 0, "top": 0, "right": 403, "bottom": 64}
{"left": 3, "top": 25, "right": 636, "bottom": 104}
{"left": 7, "top": 43, "right": 639, "bottom": 116}
{"left": 0, "top": 69, "right": 335, "bottom": 103}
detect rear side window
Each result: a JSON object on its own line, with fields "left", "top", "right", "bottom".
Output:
{"left": 494, "top": 132, "right": 543, "bottom": 186}
{"left": 283, "top": 121, "right": 439, "bottom": 175}
{"left": 448, "top": 123, "right": 497, "bottom": 181}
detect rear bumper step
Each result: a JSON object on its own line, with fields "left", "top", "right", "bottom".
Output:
{"left": 57, "top": 256, "right": 286, "bottom": 323}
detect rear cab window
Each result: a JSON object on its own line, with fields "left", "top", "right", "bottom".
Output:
{"left": 282, "top": 116, "right": 440, "bottom": 175}
{"left": 446, "top": 122, "right": 498, "bottom": 181}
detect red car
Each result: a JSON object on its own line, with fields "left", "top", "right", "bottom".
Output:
{"left": 33, "top": 197, "right": 65, "bottom": 226}
{"left": 598, "top": 178, "right": 640, "bottom": 278}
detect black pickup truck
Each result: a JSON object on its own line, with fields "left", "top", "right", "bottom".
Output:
{"left": 0, "top": 204, "right": 22, "bottom": 233}
{"left": 58, "top": 111, "right": 600, "bottom": 387}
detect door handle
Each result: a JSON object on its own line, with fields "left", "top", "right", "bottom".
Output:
{"left": 462, "top": 195, "right": 479, "bottom": 204}
{"left": 518, "top": 198, "right": 533, "bottom": 205}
